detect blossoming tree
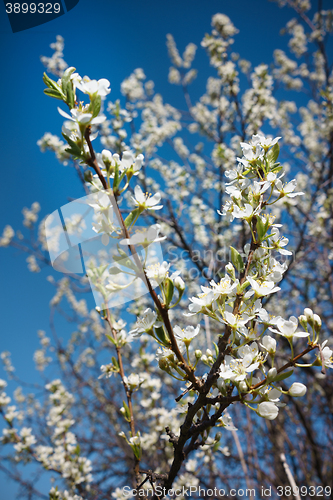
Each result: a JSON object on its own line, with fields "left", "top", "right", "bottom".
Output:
{"left": 1, "top": 1, "right": 333, "bottom": 499}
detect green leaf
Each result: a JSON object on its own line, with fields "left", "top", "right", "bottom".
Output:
{"left": 97, "top": 264, "right": 109, "bottom": 276}
{"left": 273, "top": 369, "right": 294, "bottom": 382}
{"left": 164, "top": 278, "right": 174, "bottom": 306}
{"left": 61, "top": 67, "right": 76, "bottom": 95}
{"left": 112, "top": 254, "right": 127, "bottom": 263}
{"left": 256, "top": 216, "right": 267, "bottom": 241}
{"left": 116, "top": 246, "right": 129, "bottom": 259}
{"left": 118, "top": 169, "right": 128, "bottom": 186}
{"left": 64, "top": 148, "right": 83, "bottom": 159}
{"left": 155, "top": 326, "right": 170, "bottom": 346}
{"left": 105, "top": 334, "right": 117, "bottom": 346}
{"left": 62, "top": 133, "right": 82, "bottom": 156}
{"left": 91, "top": 95, "right": 101, "bottom": 118}
{"left": 43, "top": 73, "right": 62, "bottom": 93}
{"left": 122, "top": 401, "right": 131, "bottom": 422}
{"left": 111, "top": 357, "right": 119, "bottom": 370}
{"left": 124, "top": 209, "right": 139, "bottom": 228}
{"left": 131, "top": 443, "right": 142, "bottom": 460}
{"left": 43, "top": 88, "right": 63, "bottom": 100}
{"left": 112, "top": 254, "right": 138, "bottom": 272}
{"left": 238, "top": 279, "right": 249, "bottom": 293}
{"left": 271, "top": 164, "right": 282, "bottom": 173}
{"left": 267, "top": 143, "right": 280, "bottom": 165}
{"left": 113, "top": 161, "right": 120, "bottom": 192}
{"left": 213, "top": 341, "right": 219, "bottom": 358}
{"left": 65, "top": 80, "right": 75, "bottom": 109}
{"left": 230, "top": 246, "right": 244, "bottom": 272}
{"left": 108, "top": 266, "right": 122, "bottom": 275}
{"left": 84, "top": 170, "right": 93, "bottom": 183}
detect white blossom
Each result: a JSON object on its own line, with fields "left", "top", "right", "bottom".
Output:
{"left": 257, "top": 401, "right": 279, "bottom": 420}
{"left": 129, "top": 308, "right": 161, "bottom": 336}
{"left": 288, "top": 382, "right": 307, "bottom": 397}
{"left": 131, "top": 186, "right": 163, "bottom": 211}
{"left": 76, "top": 77, "right": 111, "bottom": 97}
{"left": 174, "top": 325, "right": 200, "bottom": 342}
{"left": 269, "top": 316, "right": 310, "bottom": 339}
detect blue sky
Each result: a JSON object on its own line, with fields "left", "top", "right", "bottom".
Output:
{"left": 0, "top": 0, "right": 313, "bottom": 496}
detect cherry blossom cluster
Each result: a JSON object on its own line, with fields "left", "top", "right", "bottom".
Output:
{"left": 0, "top": 378, "right": 93, "bottom": 497}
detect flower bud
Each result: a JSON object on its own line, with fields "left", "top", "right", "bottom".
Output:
{"left": 304, "top": 307, "right": 313, "bottom": 321}
{"left": 288, "top": 382, "right": 307, "bottom": 397}
{"left": 215, "top": 432, "right": 222, "bottom": 442}
{"left": 313, "top": 314, "right": 322, "bottom": 332}
{"left": 174, "top": 276, "right": 185, "bottom": 291}
{"left": 298, "top": 314, "right": 308, "bottom": 330}
{"left": 225, "top": 262, "right": 236, "bottom": 281}
{"left": 239, "top": 381, "right": 248, "bottom": 393}
{"left": 257, "top": 402, "right": 279, "bottom": 420}
{"left": 217, "top": 378, "right": 226, "bottom": 393}
{"left": 102, "top": 149, "right": 112, "bottom": 164}
{"left": 195, "top": 349, "right": 202, "bottom": 359}
{"left": 206, "top": 349, "right": 212, "bottom": 357}
{"left": 261, "top": 335, "right": 276, "bottom": 354}
{"left": 129, "top": 435, "right": 140, "bottom": 446}
{"left": 267, "top": 367, "right": 277, "bottom": 381}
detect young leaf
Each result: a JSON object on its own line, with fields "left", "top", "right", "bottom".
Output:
{"left": 109, "top": 266, "right": 122, "bottom": 275}
{"left": 124, "top": 209, "right": 139, "bottom": 228}
{"left": 105, "top": 334, "right": 117, "bottom": 346}
{"left": 64, "top": 80, "right": 75, "bottom": 109}
{"left": 61, "top": 67, "right": 76, "bottom": 95}
{"left": 64, "top": 148, "right": 83, "bottom": 159}
{"left": 116, "top": 246, "right": 129, "bottom": 259}
{"left": 273, "top": 369, "right": 294, "bottom": 383}
{"left": 164, "top": 278, "right": 174, "bottom": 306}
{"left": 43, "top": 73, "right": 63, "bottom": 93}
{"left": 91, "top": 95, "right": 101, "bottom": 118}
{"left": 43, "top": 88, "right": 63, "bottom": 100}
{"left": 271, "top": 164, "right": 283, "bottom": 173}
{"left": 256, "top": 216, "right": 267, "bottom": 241}
{"left": 112, "top": 254, "right": 138, "bottom": 273}
{"left": 122, "top": 401, "right": 131, "bottom": 422}
{"left": 155, "top": 326, "right": 170, "bottom": 346}
{"left": 62, "top": 133, "right": 82, "bottom": 156}
{"left": 230, "top": 246, "right": 244, "bottom": 272}
{"left": 113, "top": 161, "right": 119, "bottom": 192}
{"left": 111, "top": 357, "right": 119, "bottom": 370}
{"left": 267, "top": 143, "right": 280, "bottom": 165}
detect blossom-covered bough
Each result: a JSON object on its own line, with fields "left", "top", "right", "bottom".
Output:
{"left": 1, "top": 1, "right": 333, "bottom": 498}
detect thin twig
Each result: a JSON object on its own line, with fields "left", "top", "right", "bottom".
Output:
{"left": 280, "top": 452, "right": 301, "bottom": 500}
